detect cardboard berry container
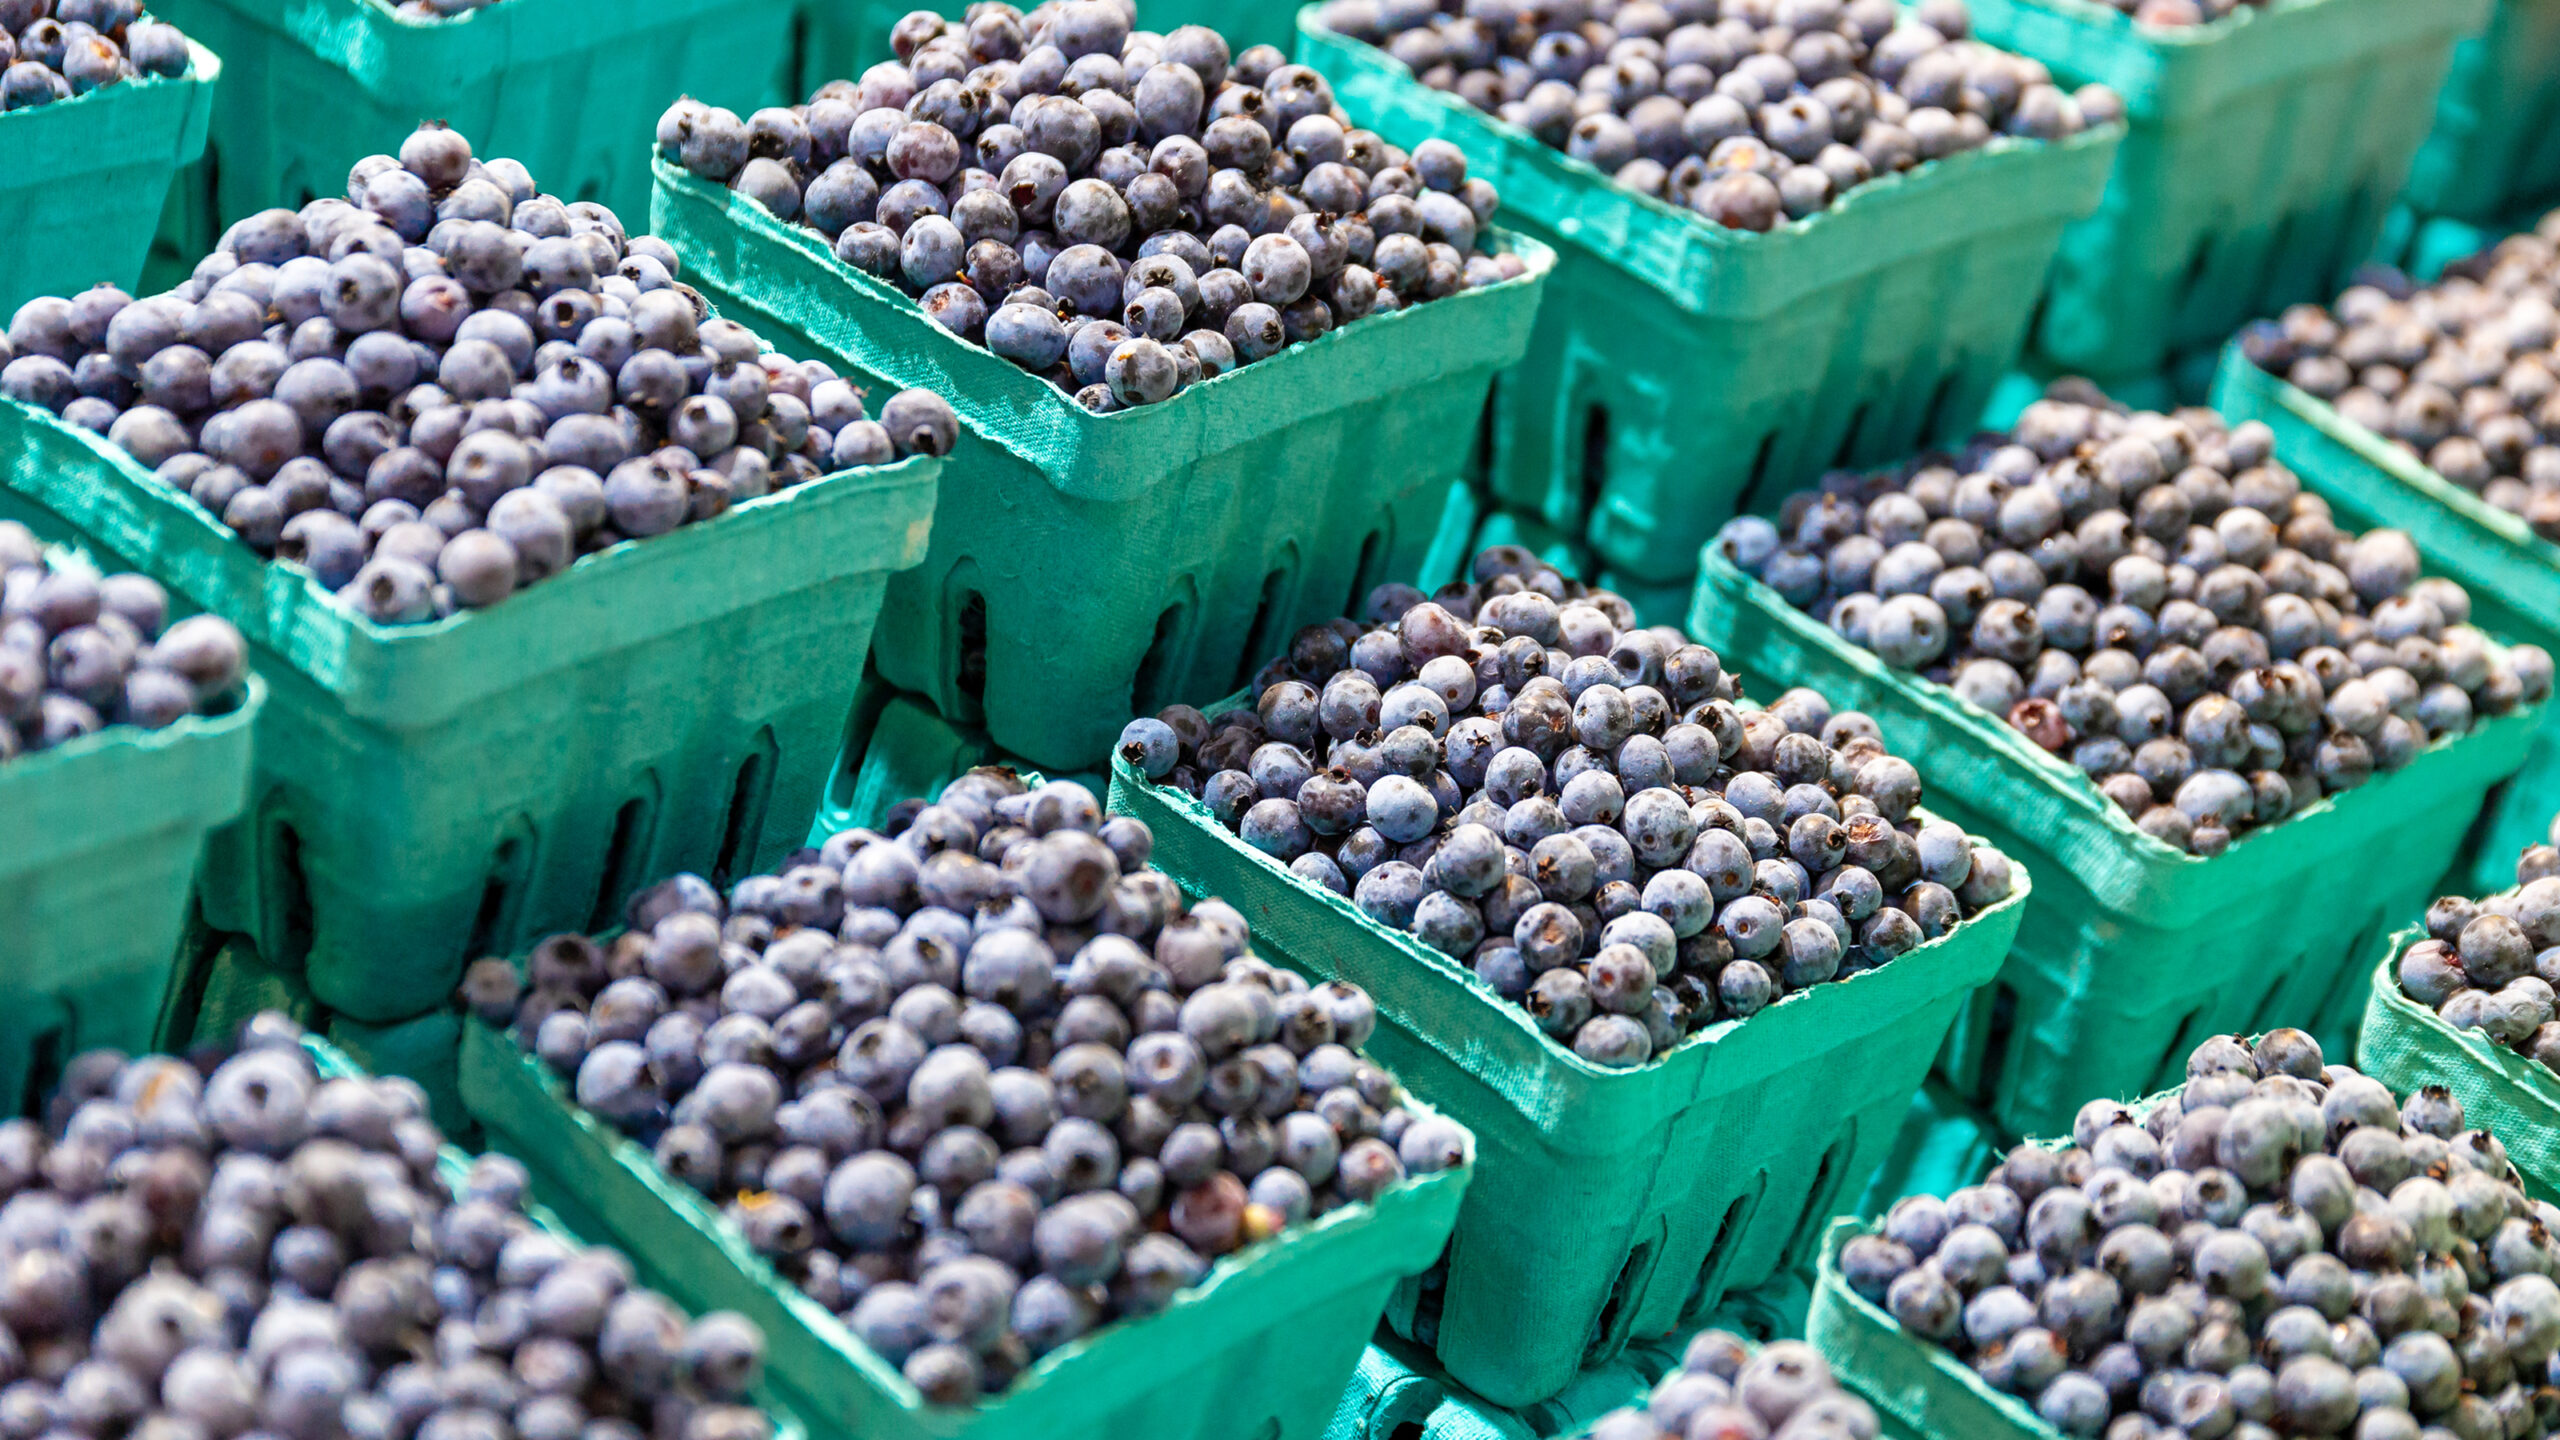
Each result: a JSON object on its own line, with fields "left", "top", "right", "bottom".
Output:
{"left": 2404, "top": 0, "right": 2560, "bottom": 228}
{"left": 1807, "top": 1216, "right": 2074, "bottom": 1439}
{"left": 1298, "top": 10, "right": 2120, "bottom": 593}
{"left": 1686, "top": 546, "right": 2542, "bottom": 1148}
{"left": 1323, "top": 1304, "right": 1815, "bottom": 1440}
{"left": 145, "top": 0, "right": 794, "bottom": 255}
{"left": 2357, "top": 926, "right": 2560, "bottom": 1206}
{"left": 1108, "top": 750, "right": 2030, "bottom": 1409}
{"left": 650, "top": 157, "right": 1548, "bottom": 775}
{"left": 2209, "top": 345, "right": 2560, "bottom": 897}
{"left": 650, "top": 156, "right": 1546, "bottom": 773}
{"left": 1964, "top": 0, "right": 2489, "bottom": 389}
{"left": 0, "top": 660, "right": 260, "bottom": 1116}
{"left": 0, "top": 39, "right": 218, "bottom": 320}
{"left": 454, "top": 1009, "right": 1474, "bottom": 1440}
{"left": 0, "top": 398, "right": 938, "bottom": 1028}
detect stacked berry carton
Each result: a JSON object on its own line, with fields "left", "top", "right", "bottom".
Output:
{"left": 651, "top": 163, "right": 1548, "bottom": 775}
{"left": 0, "top": 402, "right": 939, "bottom": 1025}
{"left": 1694, "top": 397, "right": 2549, "bottom": 1145}
{"left": 2403, "top": 0, "right": 2560, "bottom": 230}
{"left": 0, "top": 35, "right": 217, "bottom": 319}
{"left": 2212, "top": 348, "right": 2560, "bottom": 898}
{"left": 1808, "top": 1029, "right": 2560, "bottom": 1440}
{"left": 453, "top": 782, "right": 1475, "bottom": 1440}
{"left": 2356, "top": 841, "right": 2560, "bottom": 1206}
{"left": 1967, "top": 0, "right": 2489, "bottom": 390}
{"left": 0, "top": 616, "right": 261, "bottom": 1115}
{"left": 1110, "top": 760, "right": 2029, "bottom": 1408}
{"left": 0, "top": 117, "right": 953, "bottom": 1027}
{"left": 1697, "top": 539, "right": 2540, "bottom": 1143}
{"left": 1296, "top": 5, "right": 2120, "bottom": 593}
{"left": 146, "top": 0, "right": 794, "bottom": 253}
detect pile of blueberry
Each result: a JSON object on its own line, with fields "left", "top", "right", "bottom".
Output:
{"left": 1115, "top": 545, "right": 2014, "bottom": 1070}
{"left": 2395, "top": 816, "right": 2560, "bottom": 1069}
{"left": 1588, "top": 1332, "right": 1877, "bottom": 1440}
{"left": 1313, "top": 0, "right": 2120, "bottom": 232}
{"left": 2245, "top": 222, "right": 2560, "bottom": 542}
{"left": 0, "top": 1015, "right": 776, "bottom": 1440}
{"left": 1720, "top": 396, "right": 2557, "bottom": 857}
{"left": 0, "top": 122, "right": 959, "bottom": 626}
{"left": 464, "top": 772, "right": 1468, "bottom": 1406}
{"left": 1843, "top": 1029, "right": 2560, "bottom": 1439}
{"left": 0, "top": 0, "right": 189, "bottom": 111}
{"left": 658, "top": 0, "right": 1524, "bottom": 412}
{"left": 0, "top": 520, "right": 246, "bottom": 762}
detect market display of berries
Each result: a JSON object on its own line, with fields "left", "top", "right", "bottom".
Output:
{"left": 0, "top": 122, "right": 959, "bottom": 625}
{"left": 0, "top": 1016, "right": 777, "bottom": 1440}
{"left": 1311, "top": 0, "right": 2121, "bottom": 230}
{"left": 1115, "top": 544, "right": 2016, "bottom": 1070}
{"left": 1586, "top": 1332, "right": 1877, "bottom": 1440}
{"left": 658, "top": 1, "right": 1525, "bottom": 411}
{"left": 2395, "top": 817, "right": 2560, "bottom": 1069}
{"left": 0, "top": 521, "right": 246, "bottom": 761}
{"left": 463, "top": 772, "right": 1468, "bottom": 1406}
{"left": 1720, "top": 396, "right": 2557, "bottom": 857}
{"left": 1842, "top": 1030, "right": 2560, "bottom": 1439}
{"left": 2244, "top": 219, "right": 2560, "bottom": 542}
{"left": 0, "top": 0, "right": 190, "bottom": 111}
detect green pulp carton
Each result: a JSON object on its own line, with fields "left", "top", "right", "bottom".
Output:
{"left": 1300, "top": 11, "right": 2119, "bottom": 588}
{"left": 0, "top": 671, "right": 260, "bottom": 1115}
{"left": 651, "top": 157, "right": 1549, "bottom": 773}
{"left": 1807, "top": 1218, "right": 2065, "bottom": 1440}
{"left": 458, "top": 1016, "right": 1472, "bottom": 1440}
{"left": 2211, "top": 346, "right": 2560, "bottom": 897}
{"left": 2404, "top": 0, "right": 2560, "bottom": 226}
{"left": 1966, "top": 0, "right": 2489, "bottom": 388}
{"left": 0, "top": 41, "right": 218, "bottom": 320}
{"left": 1110, "top": 754, "right": 2029, "bottom": 1409}
{"left": 147, "top": 0, "right": 794, "bottom": 253}
{"left": 0, "top": 398, "right": 937, "bottom": 1026}
{"left": 1688, "top": 550, "right": 2541, "bottom": 1146}
{"left": 2359, "top": 936, "right": 2560, "bottom": 1206}
{"left": 807, "top": 677, "right": 1099, "bottom": 845}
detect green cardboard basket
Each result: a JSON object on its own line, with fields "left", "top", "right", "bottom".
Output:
{"left": 2405, "top": 0, "right": 2560, "bottom": 226}
{"left": 2209, "top": 346, "right": 2560, "bottom": 897}
{"left": 0, "top": 672, "right": 260, "bottom": 1116}
{"left": 796, "top": 0, "right": 1310, "bottom": 104}
{"left": 1807, "top": 1217, "right": 2067, "bottom": 1440}
{"left": 1966, "top": 0, "right": 2489, "bottom": 389}
{"left": 807, "top": 677, "right": 1099, "bottom": 845}
{"left": 0, "top": 41, "right": 218, "bottom": 320}
{"left": 145, "top": 0, "right": 796, "bottom": 257}
{"left": 1109, "top": 754, "right": 2029, "bottom": 1409}
{"left": 1323, "top": 1288, "right": 1822, "bottom": 1440}
{"left": 457, "top": 1016, "right": 1472, "bottom": 1440}
{"left": 650, "top": 158, "right": 1549, "bottom": 774}
{"left": 2358, "top": 935, "right": 2560, "bottom": 1207}
{"left": 802, "top": 477, "right": 1485, "bottom": 846}
{"left": 0, "top": 399, "right": 938, "bottom": 1028}
{"left": 1298, "top": 12, "right": 2120, "bottom": 589}
{"left": 1687, "top": 549, "right": 2542, "bottom": 1147}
